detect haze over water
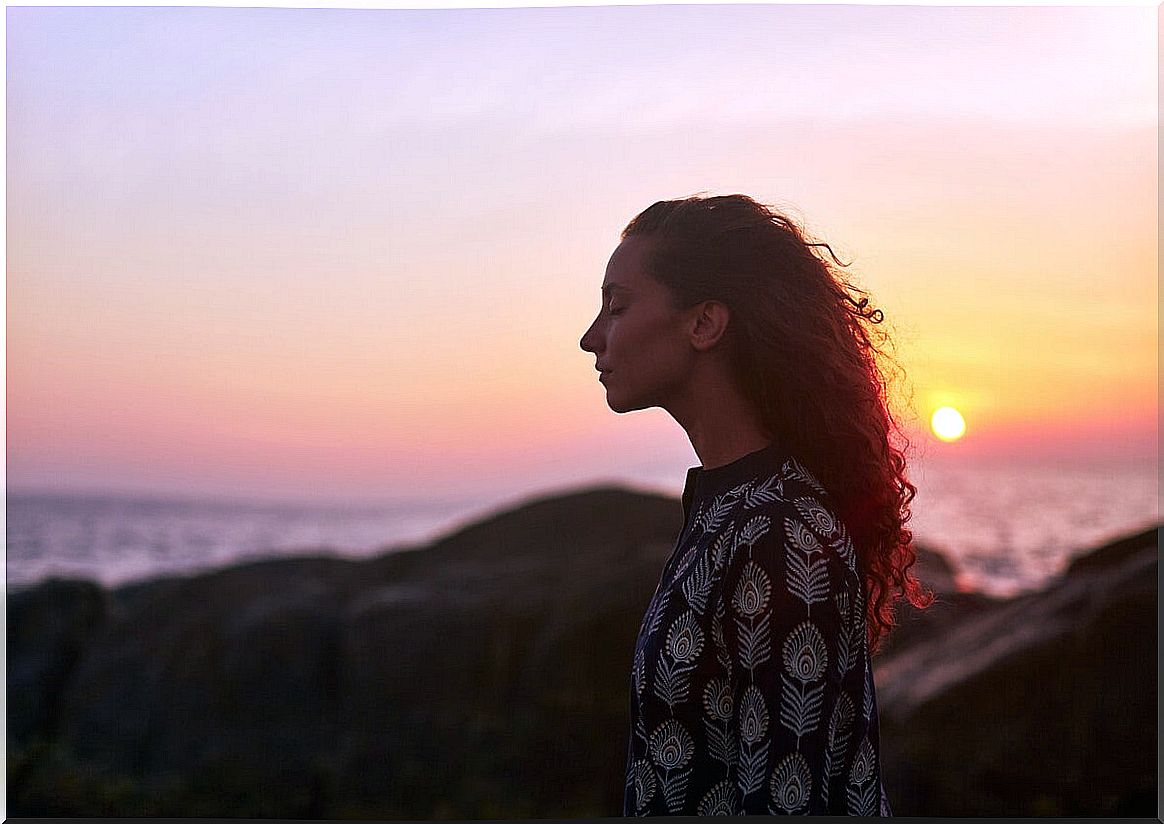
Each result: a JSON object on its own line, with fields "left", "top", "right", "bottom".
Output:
{"left": 7, "top": 456, "right": 1158, "bottom": 599}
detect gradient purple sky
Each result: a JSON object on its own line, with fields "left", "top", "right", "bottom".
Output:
{"left": 6, "top": 4, "right": 1157, "bottom": 505}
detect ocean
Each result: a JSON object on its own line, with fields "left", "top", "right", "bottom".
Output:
{"left": 6, "top": 461, "right": 1158, "bottom": 598}
{"left": 905, "top": 459, "right": 1158, "bottom": 595}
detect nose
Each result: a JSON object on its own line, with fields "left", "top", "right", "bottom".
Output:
{"left": 580, "top": 316, "right": 602, "bottom": 354}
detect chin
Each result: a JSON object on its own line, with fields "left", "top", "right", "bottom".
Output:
{"left": 605, "top": 391, "right": 650, "bottom": 414}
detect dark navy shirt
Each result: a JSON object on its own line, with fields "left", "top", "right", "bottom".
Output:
{"left": 623, "top": 443, "right": 891, "bottom": 816}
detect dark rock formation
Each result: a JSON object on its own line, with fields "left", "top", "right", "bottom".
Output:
{"left": 9, "top": 486, "right": 682, "bottom": 818}
{"left": 872, "top": 544, "right": 1008, "bottom": 660}
{"left": 8, "top": 578, "right": 110, "bottom": 743}
{"left": 873, "top": 524, "right": 1158, "bottom": 816}
{"left": 6, "top": 487, "right": 1159, "bottom": 818}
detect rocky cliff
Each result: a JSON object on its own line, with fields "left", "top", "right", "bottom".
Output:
{"left": 8, "top": 486, "right": 1158, "bottom": 817}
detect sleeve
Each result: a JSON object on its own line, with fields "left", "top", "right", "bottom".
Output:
{"left": 716, "top": 504, "right": 858, "bottom": 815}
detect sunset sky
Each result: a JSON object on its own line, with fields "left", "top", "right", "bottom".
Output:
{"left": 6, "top": 4, "right": 1158, "bottom": 507}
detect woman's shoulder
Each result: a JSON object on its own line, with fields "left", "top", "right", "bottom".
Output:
{"left": 713, "top": 456, "right": 858, "bottom": 579}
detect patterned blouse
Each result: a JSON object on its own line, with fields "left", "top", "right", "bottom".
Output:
{"left": 622, "top": 443, "right": 892, "bottom": 816}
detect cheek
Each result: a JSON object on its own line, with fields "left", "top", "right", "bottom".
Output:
{"left": 629, "top": 319, "right": 687, "bottom": 369}
{"left": 610, "top": 322, "right": 648, "bottom": 356}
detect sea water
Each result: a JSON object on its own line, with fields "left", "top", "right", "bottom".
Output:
{"left": 6, "top": 461, "right": 1158, "bottom": 597}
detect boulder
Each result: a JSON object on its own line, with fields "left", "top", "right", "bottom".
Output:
{"left": 9, "top": 486, "right": 682, "bottom": 818}
{"left": 8, "top": 578, "right": 110, "bottom": 745}
{"left": 874, "top": 525, "right": 1158, "bottom": 816}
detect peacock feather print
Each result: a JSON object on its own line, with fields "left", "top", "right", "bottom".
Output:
{"left": 697, "top": 779, "right": 739, "bottom": 815}
{"left": 731, "top": 611, "right": 772, "bottom": 671}
{"left": 649, "top": 718, "right": 695, "bottom": 771}
{"left": 711, "top": 525, "right": 735, "bottom": 573}
{"left": 793, "top": 496, "right": 842, "bottom": 545}
{"left": 821, "top": 690, "right": 855, "bottom": 807}
{"left": 781, "top": 457, "right": 828, "bottom": 497}
{"left": 784, "top": 524, "right": 830, "bottom": 613}
{"left": 785, "top": 516, "right": 823, "bottom": 553}
{"left": 702, "top": 677, "right": 737, "bottom": 770}
{"left": 846, "top": 779, "right": 878, "bottom": 816}
{"left": 848, "top": 735, "right": 876, "bottom": 786}
{"left": 661, "top": 765, "right": 694, "bottom": 813}
{"left": 696, "top": 493, "right": 735, "bottom": 535}
{"left": 737, "top": 684, "right": 770, "bottom": 745}
{"left": 711, "top": 601, "right": 732, "bottom": 673}
{"left": 703, "top": 716, "right": 736, "bottom": 769}
{"left": 666, "top": 610, "right": 706, "bottom": 664}
{"left": 646, "top": 587, "right": 671, "bottom": 639}
{"left": 652, "top": 653, "right": 696, "bottom": 709}
{"left": 846, "top": 735, "right": 879, "bottom": 817}
{"left": 726, "top": 478, "right": 754, "bottom": 498}
{"left": 731, "top": 560, "right": 772, "bottom": 618}
{"left": 782, "top": 621, "right": 829, "bottom": 682}
{"left": 768, "top": 751, "right": 813, "bottom": 814}
{"left": 743, "top": 473, "right": 784, "bottom": 508}
{"left": 833, "top": 590, "right": 853, "bottom": 679}
{"left": 632, "top": 758, "right": 657, "bottom": 812}
{"left": 734, "top": 513, "right": 772, "bottom": 550}
{"left": 736, "top": 736, "right": 770, "bottom": 799}
{"left": 778, "top": 673, "right": 825, "bottom": 740}
{"left": 680, "top": 547, "right": 716, "bottom": 614}
{"left": 702, "top": 678, "right": 734, "bottom": 723}
{"left": 633, "top": 645, "right": 646, "bottom": 695}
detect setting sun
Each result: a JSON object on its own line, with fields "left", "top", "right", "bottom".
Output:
{"left": 932, "top": 406, "right": 967, "bottom": 442}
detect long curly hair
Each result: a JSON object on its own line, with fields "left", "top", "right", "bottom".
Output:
{"left": 622, "top": 193, "right": 933, "bottom": 654}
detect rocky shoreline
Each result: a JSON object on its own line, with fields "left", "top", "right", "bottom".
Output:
{"left": 8, "top": 485, "right": 1158, "bottom": 817}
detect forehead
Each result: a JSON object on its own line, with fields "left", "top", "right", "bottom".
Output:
{"left": 602, "top": 235, "right": 656, "bottom": 290}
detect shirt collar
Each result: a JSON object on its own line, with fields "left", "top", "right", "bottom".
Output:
{"left": 680, "top": 440, "right": 788, "bottom": 522}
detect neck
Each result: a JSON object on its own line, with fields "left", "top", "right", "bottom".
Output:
{"left": 664, "top": 362, "right": 773, "bottom": 470}
{"left": 690, "top": 427, "right": 773, "bottom": 471}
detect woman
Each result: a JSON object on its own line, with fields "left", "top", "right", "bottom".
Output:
{"left": 579, "top": 194, "right": 932, "bottom": 816}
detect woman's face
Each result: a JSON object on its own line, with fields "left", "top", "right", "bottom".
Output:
{"left": 579, "top": 235, "right": 697, "bottom": 414}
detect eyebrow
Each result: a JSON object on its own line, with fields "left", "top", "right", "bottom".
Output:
{"left": 601, "top": 283, "right": 631, "bottom": 297}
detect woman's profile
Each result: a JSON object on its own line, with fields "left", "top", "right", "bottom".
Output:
{"left": 579, "top": 194, "right": 932, "bottom": 816}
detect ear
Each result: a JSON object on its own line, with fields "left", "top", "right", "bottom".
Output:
{"left": 688, "top": 300, "right": 731, "bottom": 352}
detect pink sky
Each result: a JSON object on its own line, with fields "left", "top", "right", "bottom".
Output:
{"left": 6, "top": 4, "right": 1157, "bottom": 506}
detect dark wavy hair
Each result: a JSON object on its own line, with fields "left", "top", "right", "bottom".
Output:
{"left": 622, "top": 193, "right": 933, "bottom": 654}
